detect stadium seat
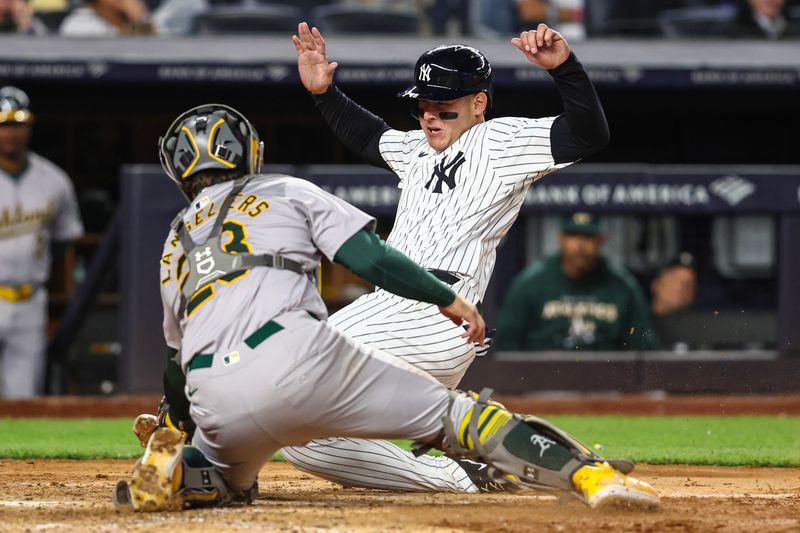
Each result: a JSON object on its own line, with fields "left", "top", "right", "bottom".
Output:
{"left": 789, "top": 5, "right": 800, "bottom": 35}
{"left": 37, "top": 9, "right": 71, "bottom": 33}
{"left": 310, "top": 5, "right": 419, "bottom": 35}
{"left": 252, "top": 0, "right": 333, "bottom": 21}
{"left": 583, "top": 0, "right": 662, "bottom": 37}
{"left": 192, "top": 4, "right": 302, "bottom": 35}
{"left": 658, "top": 6, "right": 738, "bottom": 38}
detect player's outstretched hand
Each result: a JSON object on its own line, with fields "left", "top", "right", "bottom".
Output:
{"left": 440, "top": 294, "right": 486, "bottom": 345}
{"left": 511, "top": 23, "right": 570, "bottom": 70}
{"left": 293, "top": 21, "right": 338, "bottom": 95}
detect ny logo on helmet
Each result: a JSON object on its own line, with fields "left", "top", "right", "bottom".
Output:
{"left": 419, "top": 64, "right": 432, "bottom": 82}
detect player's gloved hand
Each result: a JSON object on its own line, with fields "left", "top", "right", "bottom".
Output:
{"left": 440, "top": 294, "right": 486, "bottom": 345}
{"left": 464, "top": 326, "right": 495, "bottom": 357}
{"left": 133, "top": 397, "right": 195, "bottom": 447}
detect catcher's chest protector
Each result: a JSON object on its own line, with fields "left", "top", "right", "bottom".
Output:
{"left": 173, "top": 175, "right": 309, "bottom": 317}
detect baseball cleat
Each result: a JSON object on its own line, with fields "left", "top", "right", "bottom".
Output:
{"left": 572, "top": 461, "right": 660, "bottom": 510}
{"left": 448, "top": 455, "right": 518, "bottom": 493}
{"left": 112, "top": 479, "right": 134, "bottom": 510}
{"left": 133, "top": 414, "right": 159, "bottom": 448}
{"left": 606, "top": 457, "right": 636, "bottom": 475}
{"left": 129, "top": 427, "right": 185, "bottom": 511}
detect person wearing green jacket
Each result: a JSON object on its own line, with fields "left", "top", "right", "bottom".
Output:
{"left": 497, "top": 213, "right": 657, "bottom": 351}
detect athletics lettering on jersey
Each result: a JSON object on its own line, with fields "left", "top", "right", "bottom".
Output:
{"left": 0, "top": 202, "right": 55, "bottom": 238}
{"left": 182, "top": 193, "right": 270, "bottom": 232}
{"left": 425, "top": 151, "right": 465, "bottom": 194}
{"left": 0, "top": 152, "right": 84, "bottom": 287}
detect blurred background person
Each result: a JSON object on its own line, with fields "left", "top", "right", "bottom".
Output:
{"left": 734, "top": 0, "right": 795, "bottom": 39}
{"left": 650, "top": 251, "right": 699, "bottom": 352}
{"left": 0, "top": 87, "right": 84, "bottom": 398}
{"left": 496, "top": 213, "right": 657, "bottom": 352}
{"left": 0, "top": 0, "right": 48, "bottom": 34}
{"left": 651, "top": 251, "right": 698, "bottom": 318}
{"left": 60, "top": 0, "right": 154, "bottom": 36}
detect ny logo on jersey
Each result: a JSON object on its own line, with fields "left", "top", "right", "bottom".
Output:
{"left": 425, "top": 151, "right": 466, "bottom": 194}
{"left": 419, "top": 63, "right": 432, "bottom": 82}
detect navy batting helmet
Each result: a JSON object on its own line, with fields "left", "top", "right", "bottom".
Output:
{"left": 159, "top": 103, "right": 262, "bottom": 188}
{"left": 398, "top": 45, "right": 493, "bottom": 106}
{"left": 0, "top": 86, "right": 34, "bottom": 124}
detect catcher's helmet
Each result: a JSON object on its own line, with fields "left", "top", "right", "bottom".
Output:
{"left": 159, "top": 103, "right": 262, "bottom": 188}
{"left": 0, "top": 86, "right": 34, "bottom": 124}
{"left": 398, "top": 45, "right": 493, "bottom": 106}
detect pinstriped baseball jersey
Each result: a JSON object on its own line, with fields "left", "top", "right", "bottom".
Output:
{"left": 159, "top": 175, "right": 374, "bottom": 364}
{"left": 379, "top": 116, "right": 572, "bottom": 304}
{"left": 0, "top": 152, "right": 84, "bottom": 287}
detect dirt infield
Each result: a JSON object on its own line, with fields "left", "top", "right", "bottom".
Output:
{"left": 2, "top": 395, "right": 798, "bottom": 531}
{"left": 1, "top": 460, "right": 798, "bottom": 532}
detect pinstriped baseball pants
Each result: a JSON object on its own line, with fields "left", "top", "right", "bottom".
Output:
{"left": 282, "top": 290, "right": 480, "bottom": 492}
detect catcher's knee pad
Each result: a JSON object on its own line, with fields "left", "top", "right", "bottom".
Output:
{"left": 180, "top": 447, "right": 257, "bottom": 508}
{"left": 441, "top": 388, "right": 602, "bottom": 493}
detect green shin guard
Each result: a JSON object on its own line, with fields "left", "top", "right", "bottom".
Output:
{"left": 442, "top": 388, "right": 605, "bottom": 492}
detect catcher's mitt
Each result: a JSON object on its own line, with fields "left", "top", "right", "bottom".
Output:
{"left": 133, "top": 397, "right": 195, "bottom": 447}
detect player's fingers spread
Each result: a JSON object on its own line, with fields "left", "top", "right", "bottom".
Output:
{"left": 311, "top": 26, "right": 325, "bottom": 49}
{"left": 292, "top": 35, "right": 303, "bottom": 54}
{"left": 298, "top": 21, "right": 311, "bottom": 40}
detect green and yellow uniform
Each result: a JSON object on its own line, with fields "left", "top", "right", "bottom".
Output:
{"left": 497, "top": 253, "right": 657, "bottom": 351}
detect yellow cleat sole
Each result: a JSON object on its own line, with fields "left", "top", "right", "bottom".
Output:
{"left": 129, "top": 427, "right": 185, "bottom": 512}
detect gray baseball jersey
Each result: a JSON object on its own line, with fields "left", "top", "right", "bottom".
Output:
{"left": 0, "top": 152, "right": 84, "bottom": 398}
{"left": 158, "top": 174, "right": 479, "bottom": 492}
{"left": 284, "top": 116, "right": 575, "bottom": 492}
{"left": 159, "top": 175, "right": 374, "bottom": 362}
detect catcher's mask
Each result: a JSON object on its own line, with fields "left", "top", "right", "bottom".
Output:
{"left": 0, "top": 86, "right": 34, "bottom": 124}
{"left": 398, "top": 44, "right": 493, "bottom": 120}
{"left": 159, "top": 103, "right": 263, "bottom": 192}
